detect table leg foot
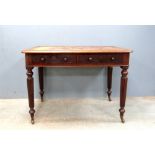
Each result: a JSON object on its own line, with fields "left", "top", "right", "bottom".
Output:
{"left": 40, "top": 94, "right": 44, "bottom": 102}
{"left": 29, "top": 108, "right": 35, "bottom": 124}
{"left": 119, "top": 108, "right": 125, "bottom": 123}
{"left": 107, "top": 91, "right": 112, "bottom": 101}
{"left": 31, "top": 119, "right": 35, "bottom": 124}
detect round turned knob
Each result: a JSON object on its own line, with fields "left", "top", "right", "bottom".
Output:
{"left": 40, "top": 57, "right": 45, "bottom": 61}
{"left": 88, "top": 57, "right": 93, "bottom": 61}
{"left": 111, "top": 57, "right": 115, "bottom": 61}
{"left": 63, "top": 57, "right": 68, "bottom": 62}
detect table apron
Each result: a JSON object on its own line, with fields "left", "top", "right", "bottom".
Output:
{"left": 25, "top": 53, "right": 130, "bottom": 67}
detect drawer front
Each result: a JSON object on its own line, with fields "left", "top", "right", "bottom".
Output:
{"left": 78, "top": 53, "right": 129, "bottom": 65}
{"left": 26, "top": 53, "right": 129, "bottom": 67}
{"left": 30, "top": 54, "right": 77, "bottom": 66}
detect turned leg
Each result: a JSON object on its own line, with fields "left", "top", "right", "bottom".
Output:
{"left": 38, "top": 67, "right": 44, "bottom": 102}
{"left": 26, "top": 67, "right": 35, "bottom": 124}
{"left": 119, "top": 66, "right": 128, "bottom": 123}
{"left": 107, "top": 67, "right": 113, "bottom": 101}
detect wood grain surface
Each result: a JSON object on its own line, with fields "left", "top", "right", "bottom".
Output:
{"left": 22, "top": 46, "right": 132, "bottom": 54}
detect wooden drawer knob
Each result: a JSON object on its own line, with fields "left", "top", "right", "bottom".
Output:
{"left": 63, "top": 57, "right": 68, "bottom": 62}
{"left": 88, "top": 57, "right": 93, "bottom": 61}
{"left": 40, "top": 57, "right": 45, "bottom": 61}
{"left": 111, "top": 57, "right": 115, "bottom": 61}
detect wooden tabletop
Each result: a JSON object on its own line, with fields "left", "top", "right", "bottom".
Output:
{"left": 22, "top": 46, "right": 132, "bottom": 54}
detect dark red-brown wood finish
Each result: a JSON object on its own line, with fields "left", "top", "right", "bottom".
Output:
{"left": 25, "top": 53, "right": 129, "bottom": 67}
{"left": 107, "top": 67, "right": 113, "bottom": 101}
{"left": 38, "top": 67, "right": 44, "bottom": 102}
{"left": 26, "top": 67, "right": 35, "bottom": 124}
{"left": 119, "top": 66, "right": 128, "bottom": 123}
{"left": 23, "top": 46, "right": 132, "bottom": 124}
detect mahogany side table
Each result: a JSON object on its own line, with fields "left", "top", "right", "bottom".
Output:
{"left": 22, "top": 46, "right": 132, "bottom": 124}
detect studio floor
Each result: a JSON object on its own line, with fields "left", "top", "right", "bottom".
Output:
{"left": 0, "top": 97, "right": 155, "bottom": 130}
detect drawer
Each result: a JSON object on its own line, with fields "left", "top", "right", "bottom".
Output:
{"left": 26, "top": 53, "right": 129, "bottom": 67}
{"left": 30, "top": 54, "right": 77, "bottom": 66}
{"left": 78, "top": 53, "right": 129, "bottom": 65}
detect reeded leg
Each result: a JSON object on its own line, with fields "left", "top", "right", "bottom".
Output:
{"left": 26, "top": 67, "right": 35, "bottom": 124}
{"left": 107, "top": 67, "right": 113, "bottom": 101}
{"left": 38, "top": 67, "right": 44, "bottom": 102}
{"left": 119, "top": 66, "right": 128, "bottom": 123}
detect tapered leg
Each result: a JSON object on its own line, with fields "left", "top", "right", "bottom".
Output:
{"left": 107, "top": 67, "right": 113, "bottom": 101}
{"left": 26, "top": 67, "right": 35, "bottom": 124}
{"left": 119, "top": 66, "right": 128, "bottom": 123}
{"left": 38, "top": 67, "right": 44, "bottom": 102}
